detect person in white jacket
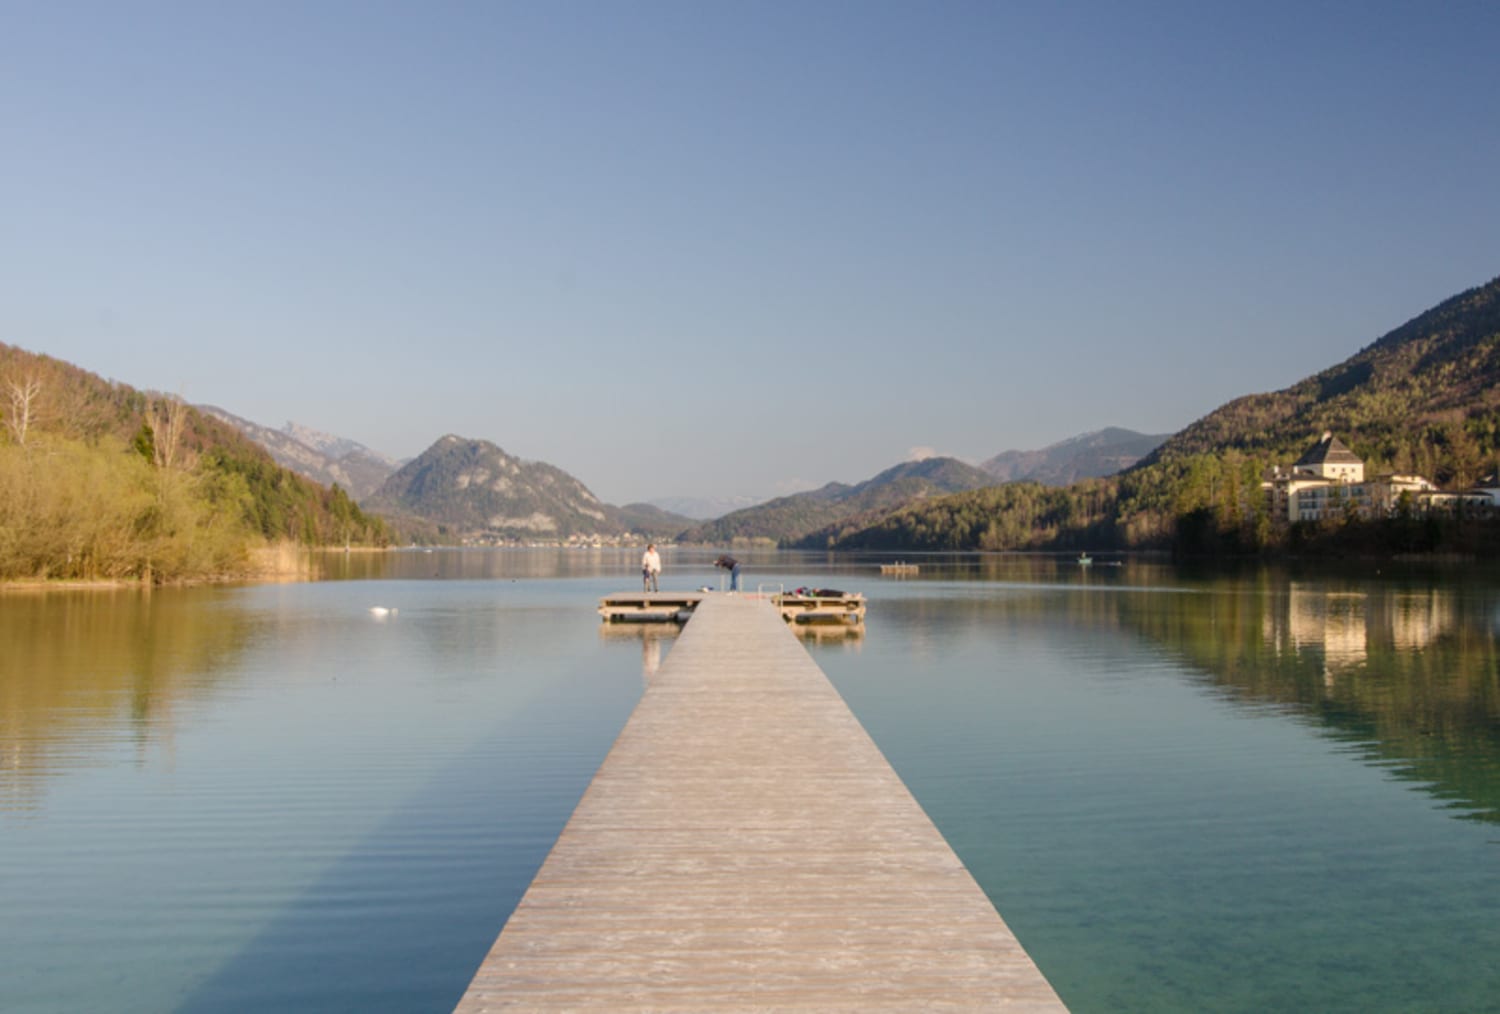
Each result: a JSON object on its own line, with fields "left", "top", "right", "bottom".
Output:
{"left": 641, "top": 544, "right": 662, "bottom": 592}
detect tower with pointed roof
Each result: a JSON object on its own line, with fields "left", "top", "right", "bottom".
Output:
{"left": 1293, "top": 431, "right": 1364, "bottom": 483}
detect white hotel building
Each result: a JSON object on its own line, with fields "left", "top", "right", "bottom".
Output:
{"left": 1262, "top": 432, "right": 1442, "bottom": 522}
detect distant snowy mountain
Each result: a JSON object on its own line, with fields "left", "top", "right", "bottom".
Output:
{"left": 280, "top": 421, "right": 396, "bottom": 466}
{"left": 199, "top": 407, "right": 399, "bottom": 500}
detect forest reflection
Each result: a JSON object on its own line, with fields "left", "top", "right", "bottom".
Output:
{"left": 1108, "top": 576, "right": 1500, "bottom": 824}
{"left": 1, "top": 589, "right": 254, "bottom": 813}
{"left": 868, "top": 567, "right": 1500, "bottom": 826}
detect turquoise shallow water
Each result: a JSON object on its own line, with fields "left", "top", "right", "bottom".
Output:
{"left": 2, "top": 549, "right": 1498, "bottom": 1011}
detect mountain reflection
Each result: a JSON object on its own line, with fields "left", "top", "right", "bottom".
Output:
{"left": 1111, "top": 574, "right": 1500, "bottom": 824}
{"left": 0, "top": 589, "right": 252, "bottom": 813}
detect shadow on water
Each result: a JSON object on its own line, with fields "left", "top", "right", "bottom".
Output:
{"left": 176, "top": 673, "right": 641, "bottom": 1013}
{"left": 177, "top": 610, "right": 692, "bottom": 1014}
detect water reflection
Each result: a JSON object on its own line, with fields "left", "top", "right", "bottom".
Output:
{"left": 6, "top": 552, "right": 1499, "bottom": 1013}
{"left": 791, "top": 623, "right": 866, "bottom": 649}
{"left": 851, "top": 566, "right": 1500, "bottom": 826}
{"left": 1277, "top": 585, "right": 1372, "bottom": 673}
{"left": 0, "top": 588, "right": 253, "bottom": 813}
{"left": 598, "top": 623, "right": 680, "bottom": 685}
{"left": 1264, "top": 584, "right": 1459, "bottom": 676}
{"left": 1110, "top": 576, "right": 1500, "bottom": 824}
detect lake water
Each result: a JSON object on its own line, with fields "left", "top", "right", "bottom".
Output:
{"left": 3, "top": 549, "right": 1498, "bottom": 1012}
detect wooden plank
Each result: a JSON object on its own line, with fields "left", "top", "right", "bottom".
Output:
{"left": 456, "top": 596, "right": 1065, "bottom": 1011}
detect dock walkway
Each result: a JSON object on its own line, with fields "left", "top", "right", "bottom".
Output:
{"left": 455, "top": 595, "right": 1064, "bottom": 1011}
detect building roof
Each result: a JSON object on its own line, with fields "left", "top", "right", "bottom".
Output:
{"left": 1295, "top": 431, "right": 1362, "bottom": 467}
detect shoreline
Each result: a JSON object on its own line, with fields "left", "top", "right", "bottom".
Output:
{"left": 0, "top": 544, "right": 394, "bottom": 592}
{"left": 1, "top": 578, "right": 144, "bottom": 591}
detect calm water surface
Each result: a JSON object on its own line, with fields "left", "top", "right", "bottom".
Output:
{"left": 3, "top": 549, "right": 1498, "bottom": 1012}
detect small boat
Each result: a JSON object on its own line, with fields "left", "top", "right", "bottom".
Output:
{"left": 1077, "top": 554, "right": 1093, "bottom": 566}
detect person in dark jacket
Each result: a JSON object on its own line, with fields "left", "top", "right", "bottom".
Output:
{"left": 713, "top": 553, "right": 741, "bottom": 591}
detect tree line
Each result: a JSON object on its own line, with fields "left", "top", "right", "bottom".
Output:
{"left": 796, "top": 439, "right": 1500, "bottom": 558}
{"left": 0, "top": 344, "right": 388, "bottom": 583}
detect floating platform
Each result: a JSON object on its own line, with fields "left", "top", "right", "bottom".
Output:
{"left": 772, "top": 590, "right": 866, "bottom": 625}
{"left": 597, "top": 592, "right": 704, "bottom": 623}
{"left": 600, "top": 590, "right": 866, "bottom": 627}
{"left": 455, "top": 595, "right": 1063, "bottom": 1011}
{"left": 880, "top": 562, "right": 920, "bottom": 576}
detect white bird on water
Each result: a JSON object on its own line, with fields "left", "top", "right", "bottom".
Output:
{"left": 369, "top": 606, "right": 398, "bottom": 618}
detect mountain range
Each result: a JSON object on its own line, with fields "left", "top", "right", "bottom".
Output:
{"left": 14, "top": 266, "right": 1500, "bottom": 559}
{"left": 675, "top": 457, "right": 999, "bottom": 545}
{"left": 193, "top": 272, "right": 1500, "bottom": 547}
{"left": 19, "top": 272, "right": 1498, "bottom": 555}
{"left": 210, "top": 405, "right": 1162, "bottom": 543}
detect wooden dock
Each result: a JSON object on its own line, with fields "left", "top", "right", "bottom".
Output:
{"left": 600, "top": 590, "right": 866, "bottom": 628}
{"left": 456, "top": 595, "right": 1064, "bottom": 1011}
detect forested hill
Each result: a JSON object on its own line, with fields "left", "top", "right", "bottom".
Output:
{"left": 1138, "top": 273, "right": 1500, "bottom": 485}
{"left": 0, "top": 343, "right": 388, "bottom": 582}
{"left": 678, "top": 457, "right": 996, "bottom": 546}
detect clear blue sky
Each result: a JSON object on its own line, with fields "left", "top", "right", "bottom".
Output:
{"left": 4, "top": 1, "right": 1498, "bottom": 505}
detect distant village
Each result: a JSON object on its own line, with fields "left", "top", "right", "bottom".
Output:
{"left": 1263, "top": 432, "right": 1500, "bottom": 522}
{"left": 458, "top": 532, "right": 648, "bottom": 549}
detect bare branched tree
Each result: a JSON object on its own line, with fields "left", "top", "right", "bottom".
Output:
{"left": 4, "top": 374, "right": 42, "bottom": 447}
{"left": 146, "top": 394, "right": 189, "bottom": 471}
